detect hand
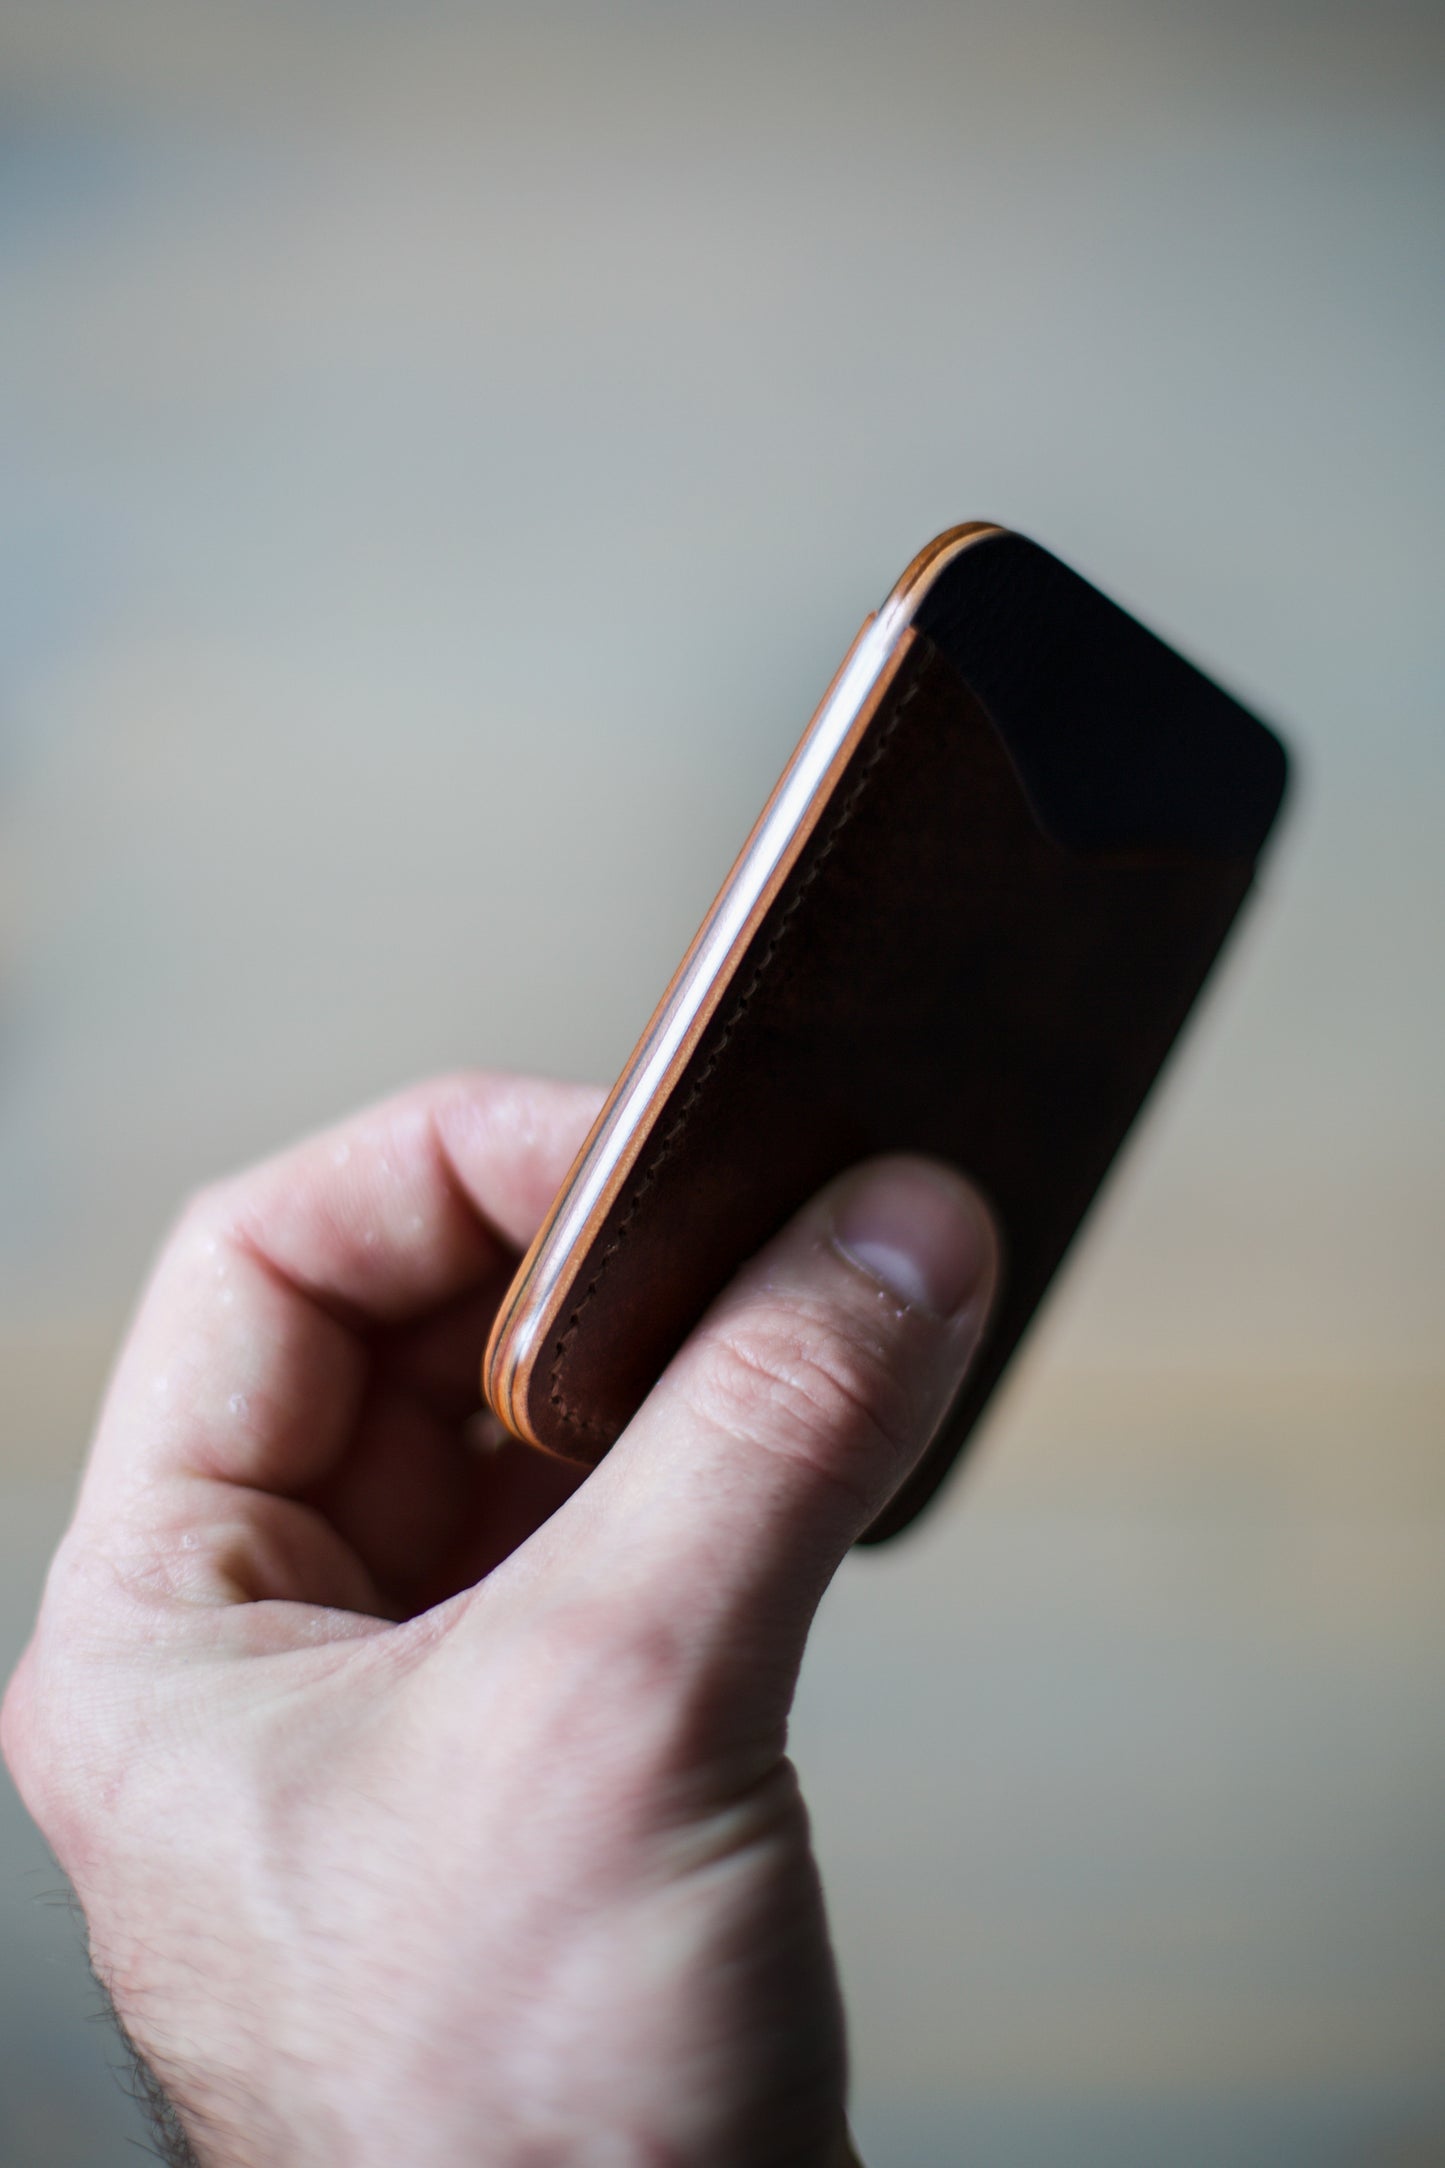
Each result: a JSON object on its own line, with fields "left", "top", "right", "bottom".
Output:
{"left": 3, "top": 1072, "right": 996, "bottom": 2167}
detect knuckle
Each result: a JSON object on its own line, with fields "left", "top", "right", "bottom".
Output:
{"left": 0, "top": 1651, "right": 35, "bottom": 1788}
{"left": 687, "top": 1304, "right": 919, "bottom": 1503}
{"left": 170, "top": 1179, "right": 231, "bottom": 1252}
{"left": 1, "top": 1640, "right": 81, "bottom": 1847}
{"left": 2, "top": 1550, "right": 144, "bottom": 1857}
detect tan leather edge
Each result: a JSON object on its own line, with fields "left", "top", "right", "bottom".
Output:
{"left": 482, "top": 520, "right": 1008, "bottom": 1450}
{"left": 484, "top": 622, "right": 921, "bottom": 1448}
{"left": 481, "top": 608, "right": 879, "bottom": 1440}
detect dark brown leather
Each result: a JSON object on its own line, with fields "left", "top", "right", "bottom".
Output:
{"left": 501, "top": 534, "right": 1288, "bottom": 1540}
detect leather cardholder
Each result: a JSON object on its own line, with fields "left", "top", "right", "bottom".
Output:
{"left": 485, "top": 526, "right": 1289, "bottom": 1541}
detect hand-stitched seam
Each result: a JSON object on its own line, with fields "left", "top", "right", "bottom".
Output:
{"left": 547, "top": 663, "right": 927, "bottom": 1435}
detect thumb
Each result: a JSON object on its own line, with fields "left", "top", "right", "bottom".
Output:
{"left": 550, "top": 1156, "right": 998, "bottom": 1710}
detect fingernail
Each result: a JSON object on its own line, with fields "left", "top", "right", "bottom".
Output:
{"left": 832, "top": 1159, "right": 994, "bottom": 1320}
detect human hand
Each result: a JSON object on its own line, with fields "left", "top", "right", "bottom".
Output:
{"left": 3, "top": 1073, "right": 996, "bottom": 2167}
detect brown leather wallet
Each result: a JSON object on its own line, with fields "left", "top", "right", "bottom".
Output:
{"left": 484, "top": 524, "right": 1289, "bottom": 1541}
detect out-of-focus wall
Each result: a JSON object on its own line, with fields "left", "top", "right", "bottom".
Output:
{"left": 1, "top": 4, "right": 1442, "bottom": 2161}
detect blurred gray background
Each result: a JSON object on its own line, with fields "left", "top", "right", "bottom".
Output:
{"left": 1, "top": 2, "right": 1442, "bottom": 2162}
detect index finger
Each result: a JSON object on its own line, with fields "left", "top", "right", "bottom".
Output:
{"left": 76, "top": 1072, "right": 600, "bottom": 1521}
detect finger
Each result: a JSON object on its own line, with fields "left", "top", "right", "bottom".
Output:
{"left": 370, "top": 1285, "right": 514, "bottom": 1424}
{"left": 415, "top": 1431, "right": 591, "bottom": 1607}
{"left": 302, "top": 1396, "right": 589, "bottom": 1614}
{"left": 302, "top": 1383, "right": 490, "bottom": 1604}
{"left": 206, "top": 1069, "right": 604, "bottom": 1329}
{"left": 71, "top": 1073, "right": 601, "bottom": 1573}
{"left": 514, "top": 1158, "right": 997, "bottom": 1718}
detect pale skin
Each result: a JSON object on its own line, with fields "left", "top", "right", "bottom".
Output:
{"left": 2, "top": 1072, "right": 997, "bottom": 2167}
